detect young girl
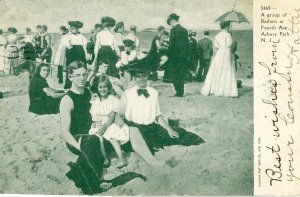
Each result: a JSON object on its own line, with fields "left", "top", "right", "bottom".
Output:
{"left": 89, "top": 75, "right": 129, "bottom": 168}
{"left": 88, "top": 60, "right": 124, "bottom": 98}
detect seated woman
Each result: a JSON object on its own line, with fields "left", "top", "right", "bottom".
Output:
{"left": 119, "top": 64, "right": 205, "bottom": 155}
{"left": 141, "top": 30, "right": 170, "bottom": 79}
{"left": 29, "top": 63, "right": 66, "bottom": 115}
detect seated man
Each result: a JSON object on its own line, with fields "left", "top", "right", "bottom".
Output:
{"left": 119, "top": 64, "right": 204, "bottom": 154}
{"left": 60, "top": 61, "right": 145, "bottom": 194}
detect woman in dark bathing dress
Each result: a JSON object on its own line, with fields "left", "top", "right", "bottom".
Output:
{"left": 29, "top": 63, "right": 66, "bottom": 115}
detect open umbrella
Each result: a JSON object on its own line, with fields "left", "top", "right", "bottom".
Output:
{"left": 215, "top": 10, "right": 249, "bottom": 23}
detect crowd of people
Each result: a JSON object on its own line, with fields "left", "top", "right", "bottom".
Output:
{"left": 0, "top": 13, "right": 242, "bottom": 194}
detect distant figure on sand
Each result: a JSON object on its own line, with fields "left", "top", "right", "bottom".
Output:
{"left": 197, "top": 30, "right": 213, "bottom": 82}
{"left": 114, "top": 21, "right": 125, "bottom": 51}
{"left": 34, "top": 25, "right": 43, "bottom": 58}
{"left": 167, "top": 13, "right": 190, "bottom": 97}
{"left": 4, "top": 27, "right": 19, "bottom": 75}
{"left": 87, "top": 24, "right": 102, "bottom": 65}
{"left": 0, "top": 29, "right": 7, "bottom": 73}
{"left": 144, "top": 26, "right": 169, "bottom": 80}
{"left": 94, "top": 16, "right": 120, "bottom": 77}
{"left": 59, "top": 61, "right": 145, "bottom": 195}
{"left": 53, "top": 25, "right": 69, "bottom": 84}
{"left": 201, "top": 21, "right": 238, "bottom": 97}
{"left": 39, "top": 25, "right": 52, "bottom": 63}
{"left": 124, "top": 25, "right": 140, "bottom": 51}
{"left": 29, "top": 63, "right": 66, "bottom": 115}
{"left": 24, "top": 28, "right": 36, "bottom": 46}
{"left": 62, "top": 21, "right": 88, "bottom": 89}
{"left": 188, "top": 30, "right": 198, "bottom": 75}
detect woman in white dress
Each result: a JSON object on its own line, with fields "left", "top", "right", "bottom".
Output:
{"left": 201, "top": 21, "right": 238, "bottom": 97}
{"left": 4, "top": 27, "right": 19, "bottom": 75}
{"left": 0, "top": 29, "right": 7, "bottom": 73}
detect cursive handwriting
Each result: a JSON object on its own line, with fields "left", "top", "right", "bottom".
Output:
{"left": 262, "top": 80, "right": 279, "bottom": 137}
{"left": 265, "top": 144, "right": 282, "bottom": 185}
{"left": 288, "top": 9, "right": 300, "bottom": 35}
{"left": 277, "top": 41, "right": 297, "bottom": 126}
{"left": 259, "top": 39, "right": 280, "bottom": 75}
{"left": 287, "top": 135, "right": 300, "bottom": 181}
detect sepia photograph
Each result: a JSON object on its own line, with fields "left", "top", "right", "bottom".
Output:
{"left": 0, "top": 0, "right": 253, "bottom": 195}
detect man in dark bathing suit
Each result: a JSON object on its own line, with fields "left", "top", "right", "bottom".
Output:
{"left": 59, "top": 61, "right": 145, "bottom": 195}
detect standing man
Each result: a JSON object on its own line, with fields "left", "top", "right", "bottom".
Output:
{"left": 197, "top": 30, "right": 213, "bottom": 82}
{"left": 167, "top": 13, "right": 190, "bottom": 97}
{"left": 39, "top": 25, "right": 52, "bottom": 63}
{"left": 188, "top": 30, "right": 199, "bottom": 79}
{"left": 35, "top": 25, "right": 43, "bottom": 58}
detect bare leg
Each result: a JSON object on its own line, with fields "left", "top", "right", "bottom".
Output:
{"left": 110, "top": 139, "right": 127, "bottom": 168}
{"left": 96, "top": 134, "right": 110, "bottom": 167}
{"left": 129, "top": 127, "right": 164, "bottom": 166}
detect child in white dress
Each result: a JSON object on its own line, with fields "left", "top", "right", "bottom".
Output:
{"left": 89, "top": 75, "right": 129, "bottom": 168}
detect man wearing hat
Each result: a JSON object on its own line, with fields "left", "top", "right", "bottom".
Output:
{"left": 116, "top": 38, "right": 137, "bottom": 69}
{"left": 119, "top": 63, "right": 204, "bottom": 161}
{"left": 167, "top": 13, "right": 190, "bottom": 97}
{"left": 188, "top": 30, "right": 199, "bottom": 79}
{"left": 197, "top": 30, "right": 213, "bottom": 81}
{"left": 124, "top": 25, "right": 140, "bottom": 50}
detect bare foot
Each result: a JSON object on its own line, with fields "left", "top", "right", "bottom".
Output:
{"left": 100, "top": 182, "right": 113, "bottom": 192}
{"left": 116, "top": 159, "right": 127, "bottom": 169}
{"left": 103, "top": 158, "right": 110, "bottom": 168}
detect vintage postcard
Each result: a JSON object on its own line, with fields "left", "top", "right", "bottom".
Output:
{"left": 0, "top": 0, "right": 298, "bottom": 196}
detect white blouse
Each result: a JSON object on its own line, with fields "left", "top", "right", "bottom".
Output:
{"left": 116, "top": 50, "right": 137, "bottom": 68}
{"left": 90, "top": 94, "right": 120, "bottom": 123}
{"left": 6, "top": 34, "right": 18, "bottom": 45}
{"left": 114, "top": 32, "right": 124, "bottom": 47}
{"left": 120, "top": 85, "right": 161, "bottom": 125}
{"left": 94, "top": 30, "right": 119, "bottom": 55}
{"left": 0, "top": 35, "right": 7, "bottom": 46}
{"left": 24, "top": 34, "right": 35, "bottom": 44}
{"left": 214, "top": 30, "right": 233, "bottom": 49}
{"left": 62, "top": 33, "right": 87, "bottom": 48}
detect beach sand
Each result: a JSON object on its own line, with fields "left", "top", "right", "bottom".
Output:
{"left": 0, "top": 70, "right": 253, "bottom": 195}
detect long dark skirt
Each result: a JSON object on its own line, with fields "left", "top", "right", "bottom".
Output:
{"left": 96, "top": 46, "right": 118, "bottom": 77}
{"left": 29, "top": 95, "right": 61, "bottom": 115}
{"left": 125, "top": 120, "right": 205, "bottom": 154}
{"left": 64, "top": 45, "right": 86, "bottom": 89}
{"left": 66, "top": 135, "right": 146, "bottom": 195}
